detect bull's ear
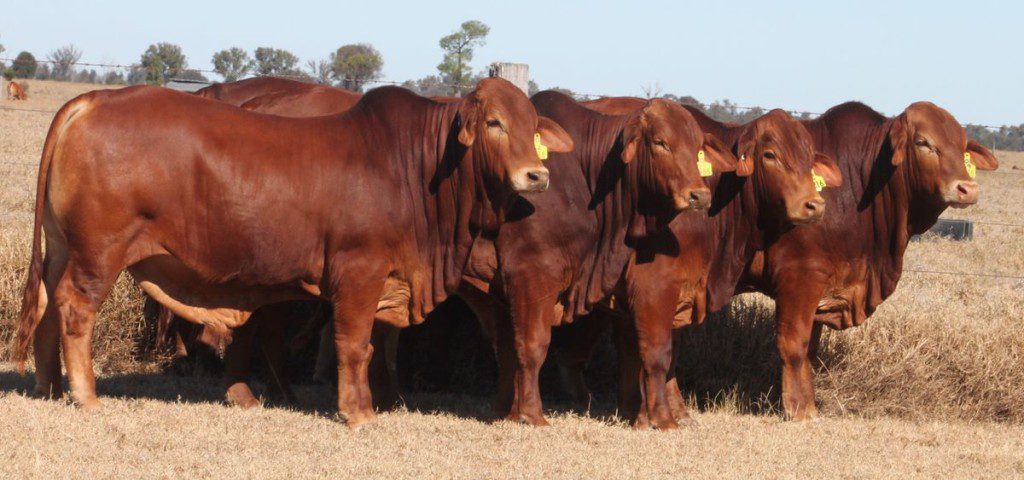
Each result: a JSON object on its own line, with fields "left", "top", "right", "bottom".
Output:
{"left": 889, "top": 114, "right": 910, "bottom": 166}
{"left": 537, "top": 116, "right": 573, "bottom": 153}
{"left": 733, "top": 127, "right": 757, "bottom": 175}
{"left": 812, "top": 152, "right": 843, "bottom": 187}
{"left": 966, "top": 139, "right": 999, "bottom": 171}
{"left": 621, "top": 138, "right": 638, "bottom": 164}
{"left": 457, "top": 101, "right": 477, "bottom": 147}
{"left": 702, "top": 132, "right": 746, "bottom": 175}
{"left": 620, "top": 115, "right": 643, "bottom": 164}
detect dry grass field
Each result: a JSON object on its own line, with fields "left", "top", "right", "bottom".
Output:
{"left": 0, "top": 80, "right": 1022, "bottom": 478}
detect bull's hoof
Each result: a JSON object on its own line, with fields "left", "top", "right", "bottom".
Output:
{"left": 32, "top": 383, "right": 63, "bottom": 400}
{"left": 74, "top": 396, "right": 102, "bottom": 412}
{"left": 507, "top": 412, "right": 550, "bottom": 426}
{"left": 341, "top": 410, "right": 377, "bottom": 430}
{"left": 650, "top": 416, "right": 680, "bottom": 430}
{"left": 784, "top": 407, "right": 820, "bottom": 422}
{"left": 225, "top": 384, "right": 261, "bottom": 409}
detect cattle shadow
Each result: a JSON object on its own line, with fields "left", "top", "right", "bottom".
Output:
{"left": 1, "top": 296, "right": 807, "bottom": 422}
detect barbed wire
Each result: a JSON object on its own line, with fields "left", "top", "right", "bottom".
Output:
{"left": 4, "top": 57, "right": 1017, "bottom": 129}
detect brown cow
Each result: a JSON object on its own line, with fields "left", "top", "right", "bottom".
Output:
{"left": 735, "top": 101, "right": 998, "bottom": 419}
{"left": 240, "top": 85, "right": 363, "bottom": 116}
{"left": 193, "top": 76, "right": 318, "bottom": 105}
{"left": 455, "top": 90, "right": 742, "bottom": 425}
{"left": 13, "top": 78, "right": 572, "bottom": 427}
{"left": 560, "top": 97, "right": 841, "bottom": 428}
{"left": 6, "top": 81, "right": 28, "bottom": 100}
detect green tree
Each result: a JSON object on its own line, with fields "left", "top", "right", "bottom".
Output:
{"left": 47, "top": 44, "right": 82, "bottom": 81}
{"left": 437, "top": 20, "right": 489, "bottom": 96}
{"left": 211, "top": 47, "right": 252, "bottom": 82}
{"left": 11, "top": 51, "right": 37, "bottom": 78}
{"left": 254, "top": 47, "right": 300, "bottom": 76}
{"left": 140, "top": 42, "right": 187, "bottom": 85}
{"left": 330, "top": 43, "right": 383, "bottom": 92}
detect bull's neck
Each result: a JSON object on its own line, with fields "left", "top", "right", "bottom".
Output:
{"left": 702, "top": 126, "right": 768, "bottom": 309}
{"left": 570, "top": 113, "right": 645, "bottom": 316}
{"left": 836, "top": 117, "right": 947, "bottom": 307}
{"left": 371, "top": 100, "right": 493, "bottom": 319}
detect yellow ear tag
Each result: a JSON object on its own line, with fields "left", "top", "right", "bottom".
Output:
{"left": 696, "top": 150, "right": 713, "bottom": 177}
{"left": 534, "top": 133, "right": 548, "bottom": 160}
{"left": 963, "top": 152, "right": 976, "bottom": 179}
{"left": 812, "top": 169, "right": 827, "bottom": 192}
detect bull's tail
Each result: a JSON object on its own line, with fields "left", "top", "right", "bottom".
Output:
{"left": 12, "top": 96, "right": 89, "bottom": 373}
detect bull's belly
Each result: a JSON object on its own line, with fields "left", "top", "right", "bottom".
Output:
{"left": 128, "top": 254, "right": 321, "bottom": 335}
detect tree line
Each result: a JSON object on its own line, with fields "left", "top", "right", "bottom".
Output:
{"left": 2, "top": 33, "right": 1021, "bottom": 151}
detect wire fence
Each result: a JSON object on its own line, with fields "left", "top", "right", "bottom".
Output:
{"left": 3, "top": 57, "right": 1017, "bottom": 132}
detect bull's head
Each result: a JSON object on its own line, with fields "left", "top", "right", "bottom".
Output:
{"left": 889, "top": 102, "right": 998, "bottom": 208}
{"left": 623, "top": 99, "right": 738, "bottom": 214}
{"left": 736, "top": 109, "right": 841, "bottom": 224}
{"left": 457, "top": 78, "right": 573, "bottom": 196}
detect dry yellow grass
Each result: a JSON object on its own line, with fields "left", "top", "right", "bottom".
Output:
{"left": 0, "top": 80, "right": 1022, "bottom": 478}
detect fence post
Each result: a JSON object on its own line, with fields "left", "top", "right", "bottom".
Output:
{"left": 488, "top": 62, "right": 530, "bottom": 95}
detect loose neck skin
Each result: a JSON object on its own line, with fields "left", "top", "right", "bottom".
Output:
{"left": 342, "top": 94, "right": 498, "bottom": 320}
{"left": 558, "top": 109, "right": 648, "bottom": 318}
{"left": 846, "top": 117, "right": 946, "bottom": 303}
{"left": 700, "top": 123, "right": 769, "bottom": 312}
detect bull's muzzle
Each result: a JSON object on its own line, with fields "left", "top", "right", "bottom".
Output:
{"left": 946, "top": 180, "right": 979, "bottom": 208}
{"left": 511, "top": 167, "right": 550, "bottom": 193}
{"left": 674, "top": 187, "right": 712, "bottom": 211}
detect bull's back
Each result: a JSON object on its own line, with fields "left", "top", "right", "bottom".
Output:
{"left": 47, "top": 87, "right": 403, "bottom": 283}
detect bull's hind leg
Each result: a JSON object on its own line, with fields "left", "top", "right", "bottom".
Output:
{"left": 55, "top": 258, "right": 122, "bottom": 410}
{"left": 224, "top": 320, "right": 260, "bottom": 408}
{"left": 33, "top": 249, "right": 69, "bottom": 399}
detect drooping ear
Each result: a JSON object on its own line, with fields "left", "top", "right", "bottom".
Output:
{"left": 966, "top": 139, "right": 999, "bottom": 171}
{"left": 812, "top": 152, "right": 843, "bottom": 187}
{"left": 537, "top": 116, "right": 574, "bottom": 153}
{"left": 620, "top": 114, "right": 644, "bottom": 164}
{"left": 733, "top": 125, "right": 757, "bottom": 174}
{"left": 888, "top": 113, "right": 911, "bottom": 166}
{"left": 457, "top": 100, "right": 478, "bottom": 147}
{"left": 702, "top": 132, "right": 745, "bottom": 175}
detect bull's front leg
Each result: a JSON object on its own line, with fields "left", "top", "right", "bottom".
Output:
{"left": 329, "top": 258, "right": 388, "bottom": 428}
{"left": 774, "top": 282, "right": 826, "bottom": 421}
{"left": 505, "top": 294, "right": 557, "bottom": 426}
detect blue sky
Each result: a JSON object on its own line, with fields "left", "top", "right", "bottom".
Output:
{"left": 1, "top": 0, "right": 1017, "bottom": 125}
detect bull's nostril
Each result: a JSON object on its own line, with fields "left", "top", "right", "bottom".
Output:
{"left": 805, "top": 200, "right": 824, "bottom": 213}
{"left": 527, "top": 171, "right": 541, "bottom": 182}
{"left": 957, "top": 184, "right": 970, "bottom": 195}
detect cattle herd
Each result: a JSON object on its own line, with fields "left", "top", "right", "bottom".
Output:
{"left": 10, "top": 76, "right": 998, "bottom": 430}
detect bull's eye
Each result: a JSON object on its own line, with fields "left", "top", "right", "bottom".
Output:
{"left": 486, "top": 119, "right": 503, "bottom": 129}
{"left": 763, "top": 151, "right": 777, "bottom": 160}
{"left": 653, "top": 139, "right": 669, "bottom": 151}
{"left": 915, "top": 139, "right": 929, "bottom": 148}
